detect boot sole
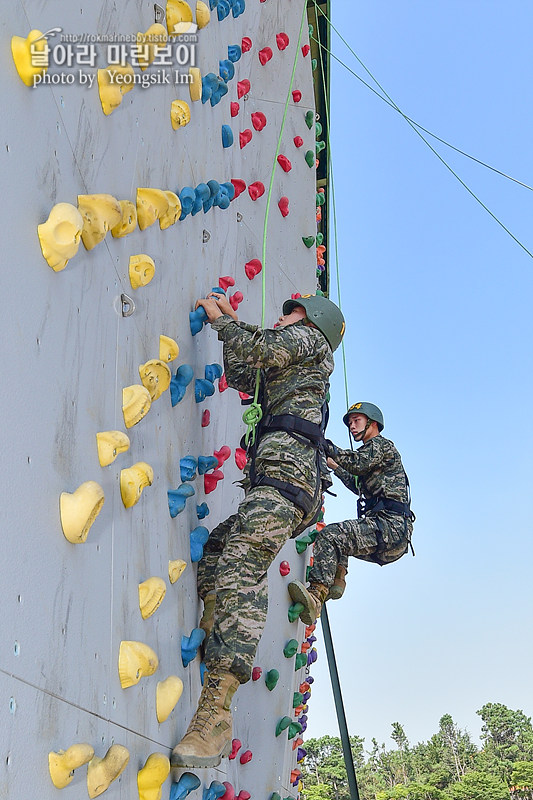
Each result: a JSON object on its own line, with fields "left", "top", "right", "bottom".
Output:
{"left": 287, "top": 581, "right": 316, "bottom": 626}
{"left": 170, "top": 738, "right": 232, "bottom": 769}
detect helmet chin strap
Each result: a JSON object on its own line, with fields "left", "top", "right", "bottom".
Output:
{"left": 352, "top": 419, "right": 372, "bottom": 442}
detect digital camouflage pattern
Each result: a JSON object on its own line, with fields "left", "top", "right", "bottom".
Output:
{"left": 309, "top": 435, "right": 413, "bottom": 584}
{"left": 199, "top": 315, "right": 334, "bottom": 683}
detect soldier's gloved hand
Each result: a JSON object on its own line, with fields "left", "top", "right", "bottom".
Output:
{"left": 324, "top": 438, "right": 339, "bottom": 459}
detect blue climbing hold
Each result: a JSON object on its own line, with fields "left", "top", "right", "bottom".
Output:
{"left": 179, "top": 186, "right": 196, "bottom": 220}
{"left": 170, "top": 773, "right": 201, "bottom": 800}
{"left": 181, "top": 627, "right": 206, "bottom": 667}
{"left": 190, "top": 525, "right": 210, "bottom": 562}
{"left": 210, "top": 78, "right": 228, "bottom": 107}
{"left": 168, "top": 483, "right": 196, "bottom": 518}
{"left": 196, "top": 502, "right": 210, "bottom": 519}
{"left": 192, "top": 183, "right": 210, "bottom": 216}
{"left": 228, "top": 44, "right": 241, "bottom": 63}
{"left": 200, "top": 661, "right": 208, "bottom": 685}
{"left": 203, "top": 782, "right": 227, "bottom": 800}
{"left": 189, "top": 306, "right": 208, "bottom": 336}
{"left": 220, "top": 181, "right": 236, "bottom": 201}
{"left": 170, "top": 364, "right": 194, "bottom": 406}
{"left": 231, "top": 0, "right": 245, "bottom": 18}
{"left": 180, "top": 456, "right": 198, "bottom": 482}
{"left": 209, "top": 0, "right": 218, "bottom": 8}
{"left": 205, "top": 363, "right": 223, "bottom": 383}
{"left": 222, "top": 125, "right": 234, "bottom": 148}
{"left": 198, "top": 455, "right": 218, "bottom": 475}
{"left": 217, "top": 0, "right": 230, "bottom": 21}
{"left": 219, "top": 59, "right": 235, "bottom": 82}
{"left": 195, "top": 378, "right": 215, "bottom": 402}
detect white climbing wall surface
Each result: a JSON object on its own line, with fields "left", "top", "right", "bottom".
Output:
{"left": 2, "top": 0, "right": 323, "bottom": 798}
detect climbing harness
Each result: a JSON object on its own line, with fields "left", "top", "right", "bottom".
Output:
{"left": 356, "top": 473, "right": 416, "bottom": 564}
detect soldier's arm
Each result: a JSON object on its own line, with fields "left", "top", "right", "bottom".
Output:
{"left": 332, "top": 437, "right": 389, "bottom": 477}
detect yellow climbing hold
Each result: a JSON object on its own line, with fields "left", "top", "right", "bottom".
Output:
{"left": 129, "top": 254, "right": 156, "bottom": 290}
{"left": 111, "top": 200, "right": 137, "bottom": 238}
{"left": 168, "top": 558, "right": 186, "bottom": 583}
{"left": 59, "top": 481, "right": 105, "bottom": 544}
{"left": 122, "top": 385, "right": 152, "bottom": 428}
{"left": 156, "top": 676, "right": 184, "bottom": 722}
{"left": 118, "top": 641, "right": 159, "bottom": 688}
{"left": 120, "top": 462, "right": 154, "bottom": 508}
{"left": 170, "top": 99, "right": 191, "bottom": 130}
{"left": 188, "top": 67, "right": 202, "bottom": 101}
{"left": 48, "top": 743, "right": 95, "bottom": 789}
{"left": 166, "top": 0, "right": 193, "bottom": 35}
{"left": 159, "top": 191, "right": 182, "bottom": 230}
{"left": 96, "top": 431, "right": 130, "bottom": 467}
{"left": 136, "top": 24, "right": 168, "bottom": 70}
{"left": 87, "top": 745, "right": 130, "bottom": 798}
{"left": 11, "top": 30, "right": 49, "bottom": 87}
{"left": 97, "top": 64, "right": 134, "bottom": 115}
{"left": 37, "top": 203, "right": 84, "bottom": 272}
{"left": 159, "top": 335, "right": 180, "bottom": 363}
{"left": 139, "top": 577, "right": 167, "bottom": 619}
{"left": 77, "top": 194, "right": 122, "bottom": 250}
{"left": 196, "top": 1, "right": 211, "bottom": 28}
{"left": 136, "top": 188, "right": 170, "bottom": 231}
{"left": 139, "top": 359, "right": 172, "bottom": 401}
{"left": 137, "top": 753, "right": 170, "bottom": 800}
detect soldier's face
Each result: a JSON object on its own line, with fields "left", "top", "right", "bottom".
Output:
{"left": 277, "top": 305, "right": 306, "bottom": 327}
{"left": 348, "top": 414, "right": 368, "bottom": 437}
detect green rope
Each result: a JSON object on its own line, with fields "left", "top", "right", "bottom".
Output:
{"left": 243, "top": 0, "right": 309, "bottom": 446}
{"left": 311, "top": 3, "right": 533, "bottom": 261}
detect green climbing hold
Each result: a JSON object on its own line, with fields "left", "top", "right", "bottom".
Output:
{"left": 295, "top": 653, "right": 307, "bottom": 670}
{"left": 302, "top": 235, "right": 315, "bottom": 248}
{"left": 316, "top": 233, "right": 324, "bottom": 245}
{"left": 295, "top": 533, "right": 313, "bottom": 554}
{"left": 288, "top": 602, "right": 305, "bottom": 623}
{"left": 276, "top": 716, "right": 292, "bottom": 736}
{"left": 284, "top": 639, "right": 298, "bottom": 658}
{"left": 315, "top": 121, "right": 322, "bottom": 137}
{"left": 293, "top": 692, "right": 303, "bottom": 707}
{"left": 304, "top": 110, "right": 314, "bottom": 129}
{"left": 265, "top": 668, "right": 280, "bottom": 691}
{"left": 270, "top": 794, "right": 281, "bottom": 800}
{"left": 288, "top": 721, "right": 303, "bottom": 740}
{"left": 312, "top": 58, "right": 318, "bottom": 71}
{"left": 308, "top": 529, "right": 318, "bottom": 542}
{"left": 305, "top": 150, "right": 315, "bottom": 168}
{"left": 305, "top": 565, "right": 311, "bottom": 581}
{"left": 316, "top": 192, "right": 325, "bottom": 206}
{"left": 308, "top": 24, "right": 314, "bottom": 36}
{"left": 316, "top": 140, "right": 326, "bottom": 154}
{"left": 317, "top": 289, "right": 325, "bottom": 296}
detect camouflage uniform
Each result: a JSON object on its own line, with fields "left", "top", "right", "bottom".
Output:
{"left": 309, "top": 435, "right": 413, "bottom": 586}
{"left": 197, "top": 314, "right": 333, "bottom": 683}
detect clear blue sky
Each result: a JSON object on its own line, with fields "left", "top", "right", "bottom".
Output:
{"left": 306, "top": 0, "right": 533, "bottom": 751}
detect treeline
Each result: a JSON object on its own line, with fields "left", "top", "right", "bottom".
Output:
{"left": 300, "top": 703, "right": 533, "bottom": 800}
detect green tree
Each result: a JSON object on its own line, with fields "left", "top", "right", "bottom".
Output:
{"left": 477, "top": 703, "right": 533, "bottom": 781}
{"left": 511, "top": 761, "right": 533, "bottom": 799}
{"left": 301, "top": 735, "right": 365, "bottom": 800}
{"left": 448, "top": 770, "right": 509, "bottom": 800}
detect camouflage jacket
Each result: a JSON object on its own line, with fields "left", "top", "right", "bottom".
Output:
{"left": 210, "top": 315, "right": 334, "bottom": 493}
{"left": 333, "top": 435, "right": 410, "bottom": 504}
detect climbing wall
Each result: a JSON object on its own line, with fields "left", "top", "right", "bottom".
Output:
{"left": 1, "top": 0, "right": 322, "bottom": 798}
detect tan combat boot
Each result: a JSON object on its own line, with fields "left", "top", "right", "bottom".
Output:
{"left": 288, "top": 580, "right": 329, "bottom": 625}
{"left": 327, "top": 565, "right": 347, "bottom": 600}
{"left": 170, "top": 669, "right": 239, "bottom": 769}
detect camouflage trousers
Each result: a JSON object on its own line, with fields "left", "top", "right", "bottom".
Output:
{"left": 308, "top": 511, "right": 412, "bottom": 586}
{"left": 197, "top": 485, "right": 304, "bottom": 684}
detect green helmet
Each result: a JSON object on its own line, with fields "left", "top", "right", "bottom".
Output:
{"left": 282, "top": 294, "right": 345, "bottom": 351}
{"left": 343, "top": 402, "right": 384, "bottom": 431}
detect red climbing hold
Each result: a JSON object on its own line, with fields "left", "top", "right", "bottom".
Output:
{"left": 214, "top": 446, "right": 231, "bottom": 467}
{"left": 293, "top": 135, "right": 304, "bottom": 148}
{"left": 237, "top": 79, "right": 250, "bottom": 99}
{"left": 229, "top": 739, "right": 242, "bottom": 761}
{"left": 236, "top": 792, "right": 251, "bottom": 800}
{"left": 279, "top": 560, "right": 290, "bottom": 576}
{"left": 244, "top": 259, "right": 262, "bottom": 280}
{"left": 239, "top": 392, "right": 251, "bottom": 401}
{"left": 230, "top": 101, "right": 240, "bottom": 117}
{"left": 299, "top": 681, "right": 310, "bottom": 693}
{"left": 251, "top": 111, "right": 267, "bottom": 131}
{"left": 248, "top": 181, "right": 265, "bottom": 200}
{"left": 240, "top": 750, "right": 253, "bottom": 765}
{"left": 292, "top": 737, "right": 304, "bottom": 751}
{"left": 221, "top": 784, "right": 235, "bottom": 800}
{"left": 241, "top": 37, "right": 252, "bottom": 53}
{"left": 219, "top": 275, "right": 235, "bottom": 291}
{"left": 230, "top": 179, "right": 246, "bottom": 198}
{"left": 229, "top": 291, "right": 244, "bottom": 311}
{"left": 235, "top": 447, "right": 247, "bottom": 470}
{"left": 276, "top": 32, "right": 290, "bottom": 50}
{"left": 204, "top": 469, "right": 224, "bottom": 494}
{"left": 292, "top": 90, "right": 302, "bottom": 103}
{"left": 291, "top": 292, "right": 302, "bottom": 299}
{"left": 258, "top": 47, "right": 273, "bottom": 65}
{"left": 239, "top": 129, "right": 252, "bottom": 149}
{"left": 305, "top": 623, "right": 316, "bottom": 637}
{"left": 277, "top": 154, "right": 292, "bottom": 172}
{"left": 252, "top": 666, "right": 262, "bottom": 681}
{"left": 278, "top": 196, "right": 289, "bottom": 217}
{"left": 218, "top": 373, "right": 228, "bottom": 392}
{"left": 302, "top": 44, "right": 310, "bottom": 57}
{"left": 201, "top": 410, "right": 211, "bottom": 427}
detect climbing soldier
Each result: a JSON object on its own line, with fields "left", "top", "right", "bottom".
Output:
{"left": 171, "top": 293, "right": 345, "bottom": 769}
{"left": 288, "top": 402, "right": 415, "bottom": 625}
